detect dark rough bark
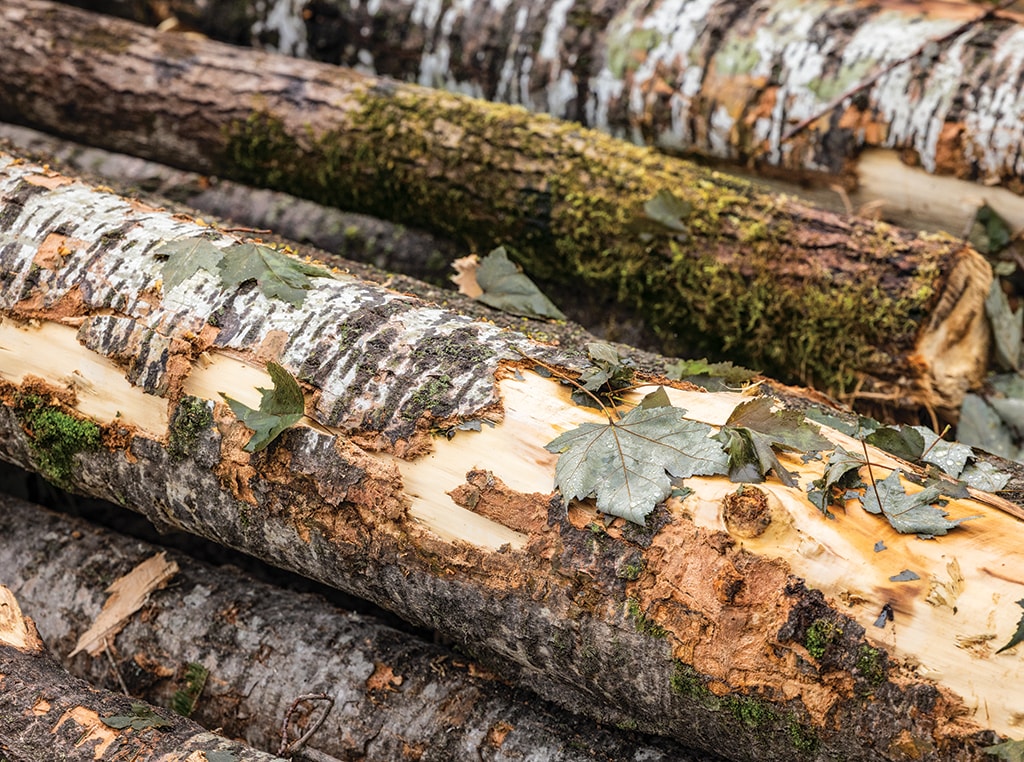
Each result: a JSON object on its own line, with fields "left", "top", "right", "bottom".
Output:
{"left": 0, "top": 150, "right": 1015, "bottom": 761}
{"left": 62, "top": 0, "right": 1024, "bottom": 209}
{"left": 0, "top": 587, "right": 282, "bottom": 761}
{"left": 0, "top": 491, "right": 713, "bottom": 762}
{"left": 0, "top": 0, "right": 995, "bottom": 408}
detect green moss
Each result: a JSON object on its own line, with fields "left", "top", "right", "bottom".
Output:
{"left": 722, "top": 695, "right": 778, "bottom": 729}
{"left": 616, "top": 558, "right": 645, "bottom": 581}
{"left": 856, "top": 644, "right": 887, "bottom": 687}
{"left": 221, "top": 102, "right": 946, "bottom": 395}
{"left": 626, "top": 598, "right": 667, "bottom": 638}
{"left": 168, "top": 396, "right": 213, "bottom": 460}
{"left": 786, "top": 718, "right": 820, "bottom": 754}
{"left": 16, "top": 394, "right": 101, "bottom": 486}
{"left": 805, "top": 618, "right": 840, "bottom": 660}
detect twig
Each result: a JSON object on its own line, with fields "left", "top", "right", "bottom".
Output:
{"left": 278, "top": 693, "right": 334, "bottom": 758}
{"left": 860, "top": 438, "right": 883, "bottom": 509}
{"left": 102, "top": 637, "right": 130, "bottom": 696}
{"left": 918, "top": 424, "right": 952, "bottom": 461}
{"left": 777, "top": 0, "right": 1016, "bottom": 146}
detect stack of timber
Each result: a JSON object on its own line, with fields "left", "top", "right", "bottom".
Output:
{"left": 0, "top": 490, "right": 704, "bottom": 761}
{"left": 0, "top": 0, "right": 997, "bottom": 412}
{"left": 62, "top": 0, "right": 1024, "bottom": 234}
{"left": 0, "top": 149, "right": 1023, "bottom": 761}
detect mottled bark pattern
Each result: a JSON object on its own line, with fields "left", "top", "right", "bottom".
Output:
{"left": 0, "top": 152, "right": 1007, "bottom": 761}
{"left": 0, "top": 1, "right": 993, "bottom": 402}
{"left": 0, "top": 493, "right": 707, "bottom": 762}
{"left": 71, "top": 0, "right": 1024, "bottom": 192}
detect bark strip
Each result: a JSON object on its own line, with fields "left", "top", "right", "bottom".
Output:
{"left": 0, "top": 491, "right": 707, "bottom": 762}
{"left": 0, "top": 0, "right": 995, "bottom": 406}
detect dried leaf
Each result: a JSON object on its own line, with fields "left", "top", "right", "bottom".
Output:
{"left": 220, "top": 362, "right": 304, "bottom": 453}
{"left": 219, "top": 242, "right": 333, "bottom": 307}
{"left": 861, "top": 470, "right": 977, "bottom": 536}
{"left": 640, "top": 189, "right": 692, "bottom": 233}
{"left": 667, "top": 358, "right": 758, "bottom": 390}
{"left": 546, "top": 405, "right": 729, "bottom": 524}
{"left": 807, "top": 446, "right": 864, "bottom": 515}
{"left": 472, "top": 247, "right": 565, "bottom": 320}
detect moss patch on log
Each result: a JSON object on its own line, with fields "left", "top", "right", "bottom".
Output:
{"left": 168, "top": 396, "right": 214, "bottom": 460}
{"left": 15, "top": 394, "right": 101, "bottom": 486}
{"left": 222, "top": 99, "right": 953, "bottom": 395}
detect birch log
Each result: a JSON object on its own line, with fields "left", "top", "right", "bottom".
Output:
{"left": 64, "top": 0, "right": 1024, "bottom": 235}
{"left": 0, "top": 0, "right": 997, "bottom": 408}
{"left": 0, "top": 491, "right": 706, "bottom": 762}
{"left": 0, "top": 587, "right": 283, "bottom": 761}
{"left": 1, "top": 152, "right": 1023, "bottom": 760}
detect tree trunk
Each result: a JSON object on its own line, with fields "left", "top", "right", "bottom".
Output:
{"left": 0, "top": 0, "right": 995, "bottom": 407}
{"left": 0, "top": 491, "right": 709, "bottom": 762}
{"left": 0, "top": 122, "right": 463, "bottom": 288}
{"left": 0, "top": 587, "right": 283, "bottom": 762}
{"left": 0, "top": 150, "right": 1020, "bottom": 761}
{"left": 62, "top": 0, "right": 1024, "bottom": 236}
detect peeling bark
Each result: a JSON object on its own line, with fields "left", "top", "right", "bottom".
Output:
{"left": 64, "top": 0, "right": 1024, "bottom": 234}
{"left": 0, "top": 588, "right": 282, "bottom": 761}
{"left": 0, "top": 492, "right": 709, "bottom": 762}
{"left": 0, "top": 0, "right": 997, "bottom": 403}
{"left": 0, "top": 151, "right": 1019, "bottom": 761}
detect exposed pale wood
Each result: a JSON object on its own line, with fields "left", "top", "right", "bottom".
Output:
{"left": 0, "top": 492, "right": 708, "bottom": 762}
{"left": 0, "top": 150, "right": 1019, "bottom": 760}
{"left": 0, "top": 2, "right": 998, "bottom": 408}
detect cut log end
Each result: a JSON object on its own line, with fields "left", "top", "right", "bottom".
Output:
{"left": 912, "top": 246, "right": 992, "bottom": 415}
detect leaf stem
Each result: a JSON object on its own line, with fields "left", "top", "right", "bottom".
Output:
{"left": 861, "top": 438, "right": 883, "bottom": 509}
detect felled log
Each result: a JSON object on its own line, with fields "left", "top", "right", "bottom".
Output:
{"left": 0, "top": 122, "right": 462, "bottom": 287}
{"left": 63, "top": 0, "right": 1024, "bottom": 235}
{"left": 1, "top": 151, "right": 1023, "bottom": 760}
{"left": 0, "top": 587, "right": 281, "bottom": 761}
{"left": 0, "top": 0, "right": 995, "bottom": 408}
{"left": 0, "top": 491, "right": 704, "bottom": 762}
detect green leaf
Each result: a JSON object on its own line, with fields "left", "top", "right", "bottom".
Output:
{"left": 473, "top": 247, "right": 566, "bottom": 320}
{"left": 911, "top": 426, "right": 973, "bottom": 478}
{"left": 219, "top": 243, "right": 333, "bottom": 308}
{"left": 865, "top": 426, "right": 925, "bottom": 461}
{"left": 807, "top": 446, "right": 864, "bottom": 514}
{"left": 996, "top": 600, "right": 1024, "bottom": 655}
{"left": 969, "top": 202, "right": 1013, "bottom": 255}
{"left": 155, "top": 237, "right": 224, "bottom": 291}
{"left": 545, "top": 405, "right": 729, "bottom": 524}
{"left": 639, "top": 386, "right": 672, "bottom": 409}
{"left": 667, "top": 358, "right": 758, "bottom": 389}
{"left": 960, "top": 460, "right": 1011, "bottom": 492}
{"left": 715, "top": 426, "right": 795, "bottom": 486}
{"left": 205, "top": 753, "right": 239, "bottom": 762}
{"left": 642, "top": 189, "right": 692, "bottom": 233}
{"left": 574, "top": 342, "right": 635, "bottom": 404}
{"left": 985, "top": 279, "right": 1022, "bottom": 371}
{"left": 102, "top": 703, "right": 172, "bottom": 731}
{"left": 983, "top": 738, "right": 1024, "bottom": 762}
{"left": 220, "top": 362, "right": 304, "bottom": 453}
{"left": 861, "top": 470, "right": 977, "bottom": 536}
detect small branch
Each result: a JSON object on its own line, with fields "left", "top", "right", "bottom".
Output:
{"left": 102, "top": 637, "right": 130, "bottom": 696}
{"left": 278, "top": 693, "right": 334, "bottom": 758}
